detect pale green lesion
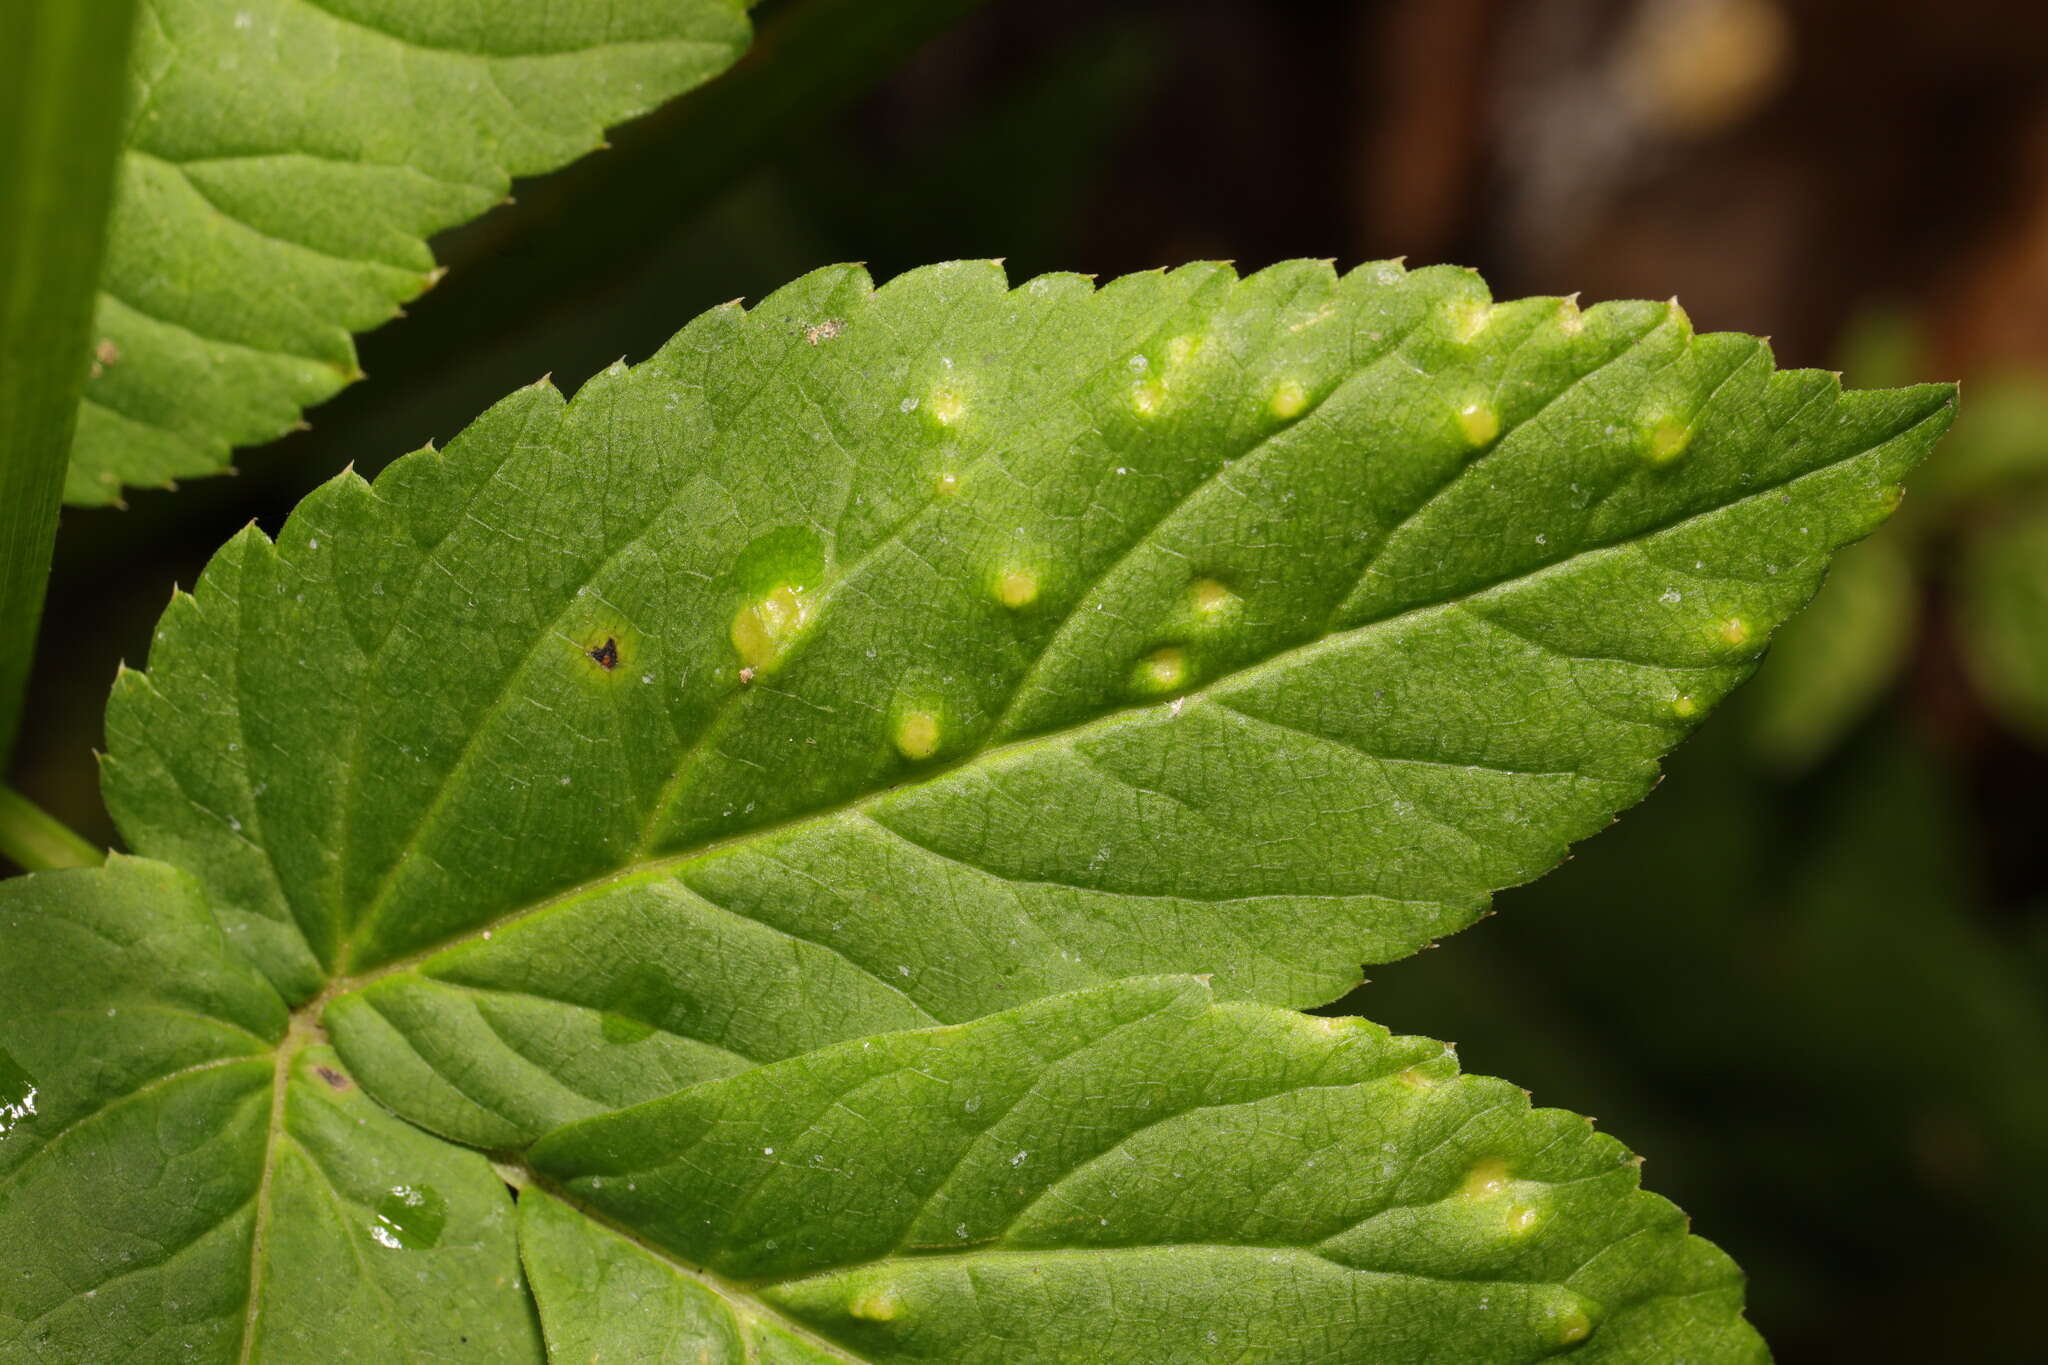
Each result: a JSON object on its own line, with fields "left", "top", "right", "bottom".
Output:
{"left": 1131, "top": 645, "right": 1189, "bottom": 695}
{"left": 925, "top": 383, "right": 969, "bottom": 428}
{"left": 730, "top": 584, "right": 816, "bottom": 676}
{"left": 1454, "top": 394, "right": 1501, "bottom": 447}
{"left": 1637, "top": 409, "right": 1697, "bottom": 467}
{"left": 1186, "top": 577, "right": 1240, "bottom": 623}
{"left": 891, "top": 710, "right": 943, "bottom": 762}
{"left": 1267, "top": 377, "right": 1310, "bottom": 421}
{"left": 991, "top": 567, "right": 1040, "bottom": 610}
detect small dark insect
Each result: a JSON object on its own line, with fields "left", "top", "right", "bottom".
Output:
{"left": 588, "top": 637, "right": 619, "bottom": 670}
{"left": 314, "top": 1065, "right": 352, "bottom": 1091}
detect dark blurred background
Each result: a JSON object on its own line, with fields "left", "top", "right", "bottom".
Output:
{"left": 12, "top": 1, "right": 2048, "bottom": 1357}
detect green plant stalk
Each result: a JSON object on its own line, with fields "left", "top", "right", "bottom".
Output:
{"left": 0, "top": 785, "right": 101, "bottom": 872}
{"left": 0, "top": 0, "right": 137, "bottom": 768}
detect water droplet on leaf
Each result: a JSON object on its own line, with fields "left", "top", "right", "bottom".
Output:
{"left": 0, "top": 1046, "right": 39, "bottom": 1134}
{"left": 369, "top": 1184, "right": 446, "bottom": 1250}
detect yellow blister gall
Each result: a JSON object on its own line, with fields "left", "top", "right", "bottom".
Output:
{"left": 994, "top": 568, "right": 1040, "bottom": 609}
{"left": 893, "top": 710, "right": 942, "bottom": 762}
{"left": 731, "top": 584, "right": 813, "bottom": 673}
{"left": 1134, "top": 646, "right": 1188, "bottom": 694}
{"left": 1269, "top": 378, "right": 1310, "bottom": 421}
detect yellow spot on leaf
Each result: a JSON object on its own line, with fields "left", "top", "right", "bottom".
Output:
{"left": 894, "top": 711, "right": 942, "bottom": 762}
{"left": 1130, "top": 379, "right": 1166, "bottom": 418}
{"left": 1269, "top": 379, "right": 1310, "bottom": 421}
{"left": 934, "top": 470, "right": 962, "bottom": 496}
{"left": 1190, "top": 578, "right": 1240, "bottom": 621}
{"left": 1555, "top": 1307, "right": 1593, "bottom": 1345}
{"left": 1135, "top": 646, "right": 1187, "bottom": 693}
{"left": 849, "top": 1285, "right": 903, "bottom": 1322}
{"left": 731, "top": 585, "right": 812, "bottom": 673}
{"left": 995, "top": 569, "right": 1039, "bottom": 609}
{"left": 929, "top": 386, "right": 967, "bottom": 426}
{"left": 1638, "top": 413, "right": 1693, "bottom": 466}
{"left": 1461, "top": 1157, "right": 1512, "bottom": 1198}
{"left": 1447, "top": 298, "right": 1493, "bottom": 344}
{"left": 1456, "top": 398, "right": 1500, "bottom": 447}
{"left": 1718, "top": 617, "right": 1752, "bottom": 647}
{"left": 1671, "top": 694, "right": 1699, "bottom": 719}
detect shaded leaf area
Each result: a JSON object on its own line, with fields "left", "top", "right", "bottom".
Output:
{"left": 0, "top": 858, "right": 538, "bottom": 1363}
{"left": 1353, "top": 723, "right": 2048, "bottom": 1360}
{"left": 100, "top": 260, "right": 1949, "bottom": 1149}
{"left": 70, "top": 0, "right": 752, "bottom": 505}
{"left": 524, "top": 976, "right": 1760, "bottom": 1363}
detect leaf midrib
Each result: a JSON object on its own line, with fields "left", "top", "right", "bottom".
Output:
{"left": 315, "top": 390, "right": 1947, "bottom": 1000}
{"left": 235, "top": 1021, "right": 307, "bottom": 1365}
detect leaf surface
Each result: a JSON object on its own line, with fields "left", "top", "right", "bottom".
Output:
{"left": 520, "top": 977, "right": 1765, "bottom": 1363}
{"left": 0, "top": 862, "right": 1766, "bottom": 1360}
{"left": 99, "top": 259, "right": 1953, "bottom": 1146}
{"left": 0, "top": 858, "right": 539, "bottom": 1363}
{"left": 69, "top": 0, "right": 752, "bottom": 505}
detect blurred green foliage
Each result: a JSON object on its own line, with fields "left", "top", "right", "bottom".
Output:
{"left": 1745, "top": 310, "right": 2048, "bottom": 767}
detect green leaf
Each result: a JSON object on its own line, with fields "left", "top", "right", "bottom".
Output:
{"left": 521, "top": 977, "right": 1763, "bottom": 1363}
{"left": 1959, "top": 498, "right": 2048, "bottom": 747}
{"left": 0, "top": 856, "right": 539, "bottom": 1363}
{"left": 100, "top": 259, "right": 1953, "bottom": 1148}
{"left": 1, "top": 862, "right": 1763, "bottom": 1359}
{"left": 68, "top": 0, "right": 753, "bottom": 506}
